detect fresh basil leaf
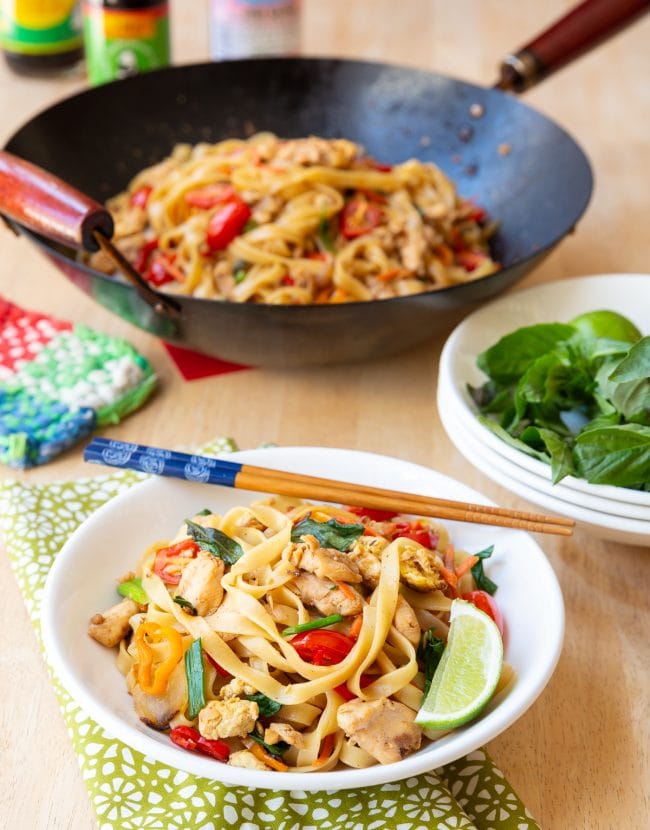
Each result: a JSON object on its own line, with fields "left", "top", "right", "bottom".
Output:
{"left": 608, "top": 337, "right": 650, "bottom": 383}
{"left": 317, "top": 215, "right": 335, "bottom": 252}
{"left": 574, "top": 424, "right": 650, "bottom": 488}
{"left": 247, "top": 732, "right": 289, "bottom": 757}
{"left": 185, "top": 638, "right": 206, "bottom": 719}
{"left": 476, "top": 323, "right": 575, "bottom": 385}
{"left": 185, "top": 518, "right": 244, "bottom": 564}
{"left": 471, "top": 545, "right": 498, "bottom": 595}
{"left": 117, "top": 577, "right": 148, "bottom": 605}
{"left": 477, "top": 417, "right": 550, "bottom": 463}
{"left": 417, "top": 629, "right": 445, "bottom": 699}
{"left": 198, "top": 508, "right": 212, "bottom": 516}
{"left": 246, "top": 692, "right": 282, "bottom": 717}
{"left": 533, "top": 427, "right": 576, "bottom": 483}
{"left": 174, "top": 595, "right": 197, "bottom": 615}
{"left": 291, "top": 515, "right": 364, "bottom": 552}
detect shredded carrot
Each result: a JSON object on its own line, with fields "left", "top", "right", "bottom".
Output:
{"left": 444, "top": 544, "right": 456, "bottom": 572}
{"left": 335, "top": 581, "right": 357, "bottom": 601}
{"left": 435, "top": 243, "right": 454, "bottom": 266}
{"left": 362, "top": 525, "right": 384, "bottom": 537}
{"left": 349, "top": 615, "right": 363, "bottom": 639}
{"left": 250, "top": 742, "right": 289, "bottom": 772}
{"left": 314, "top": 287, "right": 333, "bottom": 303}
{"left": 377, "top": 267, "right": 408, "bottom": 283}
{"left": 313, "top": 733, "right": 336, "bottom": 767}
{"left": 330, "top": 288, "right": 350, "bottom": 303}
{"left": 455, "top": 555, "right": 479, "bottom": 579}
{"left": 439, "top": 564, "right": 459, "bottom": 597}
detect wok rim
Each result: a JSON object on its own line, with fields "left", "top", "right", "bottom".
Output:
{"left": 3, "top": 56, "right": 594, "bottom": 315}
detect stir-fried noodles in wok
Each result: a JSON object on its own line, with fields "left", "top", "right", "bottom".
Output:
{"left": 90, "top": 134, "right": 499, "bottom": 304}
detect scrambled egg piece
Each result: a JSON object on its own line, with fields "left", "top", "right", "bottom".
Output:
{"left": 228, "top": 749, "right": 270, "bottom": 770}
{"left": 198, "top": 699, "right": 259, "bottom": 740}
{"left": 399, "top": 545, "right": 445, "bottom": 592}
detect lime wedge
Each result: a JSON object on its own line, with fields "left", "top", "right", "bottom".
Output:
{"left": 570, "top": 310, "right": 641, "bottom": 344}
{"left": 415, "top": 599, "right": 503, "bottom": 730}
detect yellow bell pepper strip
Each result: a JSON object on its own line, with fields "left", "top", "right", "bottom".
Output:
{"left": 135, "top": 622, "right": 183, "bottom": 695}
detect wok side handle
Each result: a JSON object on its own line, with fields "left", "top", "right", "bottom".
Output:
{"left": 496, "top": 0, "right": 650, "bottom": 92}
{"left": 0, "top": 150, "right": 113, "bottom": 252}
{"left": 0, "top": 150, "right": 180, "bottom": 319}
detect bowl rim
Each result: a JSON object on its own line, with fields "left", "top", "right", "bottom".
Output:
{"left": 41, "top": 445, "right": 565, "bottom": 791}
{"left": 438, "top": 370, "right": 650, "bottom": 521}
{"left": 438, "top": 400, "right": 650, "bottom": 540}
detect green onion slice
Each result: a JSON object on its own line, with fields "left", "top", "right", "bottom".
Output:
{"left": 117, "top": 577, "right": 148, "bottom": 605}
{"left": 281, "top": 613, "right": 343, "bottom": 637}
{"left": 185, "top": 638, "right": 206, "bottom": 719}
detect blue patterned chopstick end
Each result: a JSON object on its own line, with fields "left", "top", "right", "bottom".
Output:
{"left": 83, "top": 438, "right": 242, "bottom": 487}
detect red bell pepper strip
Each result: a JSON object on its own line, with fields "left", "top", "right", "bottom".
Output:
{"left": 456, "top": 251, "right": 490, "bottom": 272}
{"left": 130, "top": 185, "right": 152, "bottom": 209}
{"left": 170, "top": 726, "right": 230, "bottom": 761}
{"left": 153, "top": 538, "right": 199, "bottom": 585}
{"left": 333, "top": 673, "right": 373, "bottom": 701}
{"left": 290, "top": 630, "right": 356, "bottom": 666}
{"left": 185, "top": 183, "right": 236, "bottom": 209}
{"left": 391, "top": 520, "right": 439, "bottom": 550}
{"left": 206, "top": 199, "right": 251, "bottom": 251}
{"left": 343, "top": 505, "right": 399, "bottom": 522}
{"left": 145, "top": 253, "right": 185, "bottom": 287}
{"left": 339, "top": 197, "right": 383, "bottom": 239}
{"left": 205, "top": 652, "right": 232, "bottom": 678}
{"left": 134, "top": 237, "right": 159, "bottom": 273}
{"left": 461, "top": 590, "right": 504, "bottom": 636}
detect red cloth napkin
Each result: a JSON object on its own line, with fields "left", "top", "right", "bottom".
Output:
{"left": 163, "top": 342, "right": 250, "bottom": 380}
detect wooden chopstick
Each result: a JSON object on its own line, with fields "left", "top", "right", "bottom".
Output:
{"left": 83, "top": 437, "right": 574, "bottom": 536}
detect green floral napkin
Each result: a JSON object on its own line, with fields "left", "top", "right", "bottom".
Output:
{"left": 0, "top": 438, "right": 539, "bottom": 830}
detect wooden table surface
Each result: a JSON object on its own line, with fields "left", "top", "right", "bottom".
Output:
{"left": 1, "top": 1, "right": 648, "bottom": 827}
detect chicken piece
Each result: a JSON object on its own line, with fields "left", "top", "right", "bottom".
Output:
{"left": 275, "top": 136, "right": 359, "bottom": 168}
{"left": 285, "top": 537, "right": 362, "bottom": 584}
{"left": 347, "top": 536, "right": 388, "bottom": 588}
{"left": 399, "top": 546, "right": 445, "bottom": 592}
{"left": 293, "top": 572, "right": 363, "bottom": 617}
{"left": 176, "top": 552, "right": 225, "bottom": 616}
{"left": 128, "top": 661, "right": 187, "bottom": 730}
{"left": 229, "top": 749, "right": 271, "bottom": 770}
{"left": 88, "top": 598, "right": 139, "bottom": 647}
{"left": 393, "top": 595, "right": 421, "bottom": 646}
{"left": 220, "top": 677, "right": 256, "bottom": 699}
{"left": 337, "top": 698, "right": 421, "bottom": 764}
{"left": 264, "top": 722, "right": 305, "bottom": 749}
{"left": 198, "top": 698, "right": 259, "bottom": 740}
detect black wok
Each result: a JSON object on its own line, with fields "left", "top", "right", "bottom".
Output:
{"left": 1, "top": 0, "right": 646, "bottom": 367}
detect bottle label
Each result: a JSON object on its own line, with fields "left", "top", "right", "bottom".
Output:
{"left": 210, "top": 0, "right": 300, "bottom": 60}
{"left": 0, "top": 0, "right": 82, "bottom": 55}
{"left": 83, "top": 1, "right": 170, "bottom": 86}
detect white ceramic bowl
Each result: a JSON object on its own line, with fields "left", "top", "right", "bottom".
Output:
{"left": 438, "top": 370, "right": 650, "bottom": 522}
{"left": 439, "top": 405, "right": 650, "bottom": 546}
{"left": 438, "top": 274, "right": 650, "bottom": 511}
{"left": 42, "top": 446, "right": 564, "bottom": 791}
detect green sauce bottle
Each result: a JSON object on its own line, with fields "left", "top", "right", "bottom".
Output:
{"left": 0, "top": 1, "right": 83, "bottom": 76}
{"left": 82, "top": 0, "right": 170, "bottom": 86}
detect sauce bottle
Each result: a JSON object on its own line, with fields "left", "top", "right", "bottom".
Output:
{"left": 0, "top": 1, "right": 83, "bottom": 75}
{"left": 82, "top": 0, "right": 170, "bottom": 86}
{"left": 210, "top": 0, "right": 301, "bottom": 60}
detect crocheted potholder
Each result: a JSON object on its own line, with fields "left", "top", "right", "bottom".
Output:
{"left": 0, "top": 297, "right": 156, "bottom": 468}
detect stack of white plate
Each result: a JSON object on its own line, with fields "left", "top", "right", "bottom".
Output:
{"left": 438, "top": 274, "right": 650, "bottom": 546}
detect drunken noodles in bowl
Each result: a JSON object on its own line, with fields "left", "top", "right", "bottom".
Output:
{"left": 42, "top": 447, "right": 564, "bottom": 790}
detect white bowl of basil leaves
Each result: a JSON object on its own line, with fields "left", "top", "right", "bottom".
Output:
{"left": 438, "top": 274, "right": 650, "bottom": 538}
